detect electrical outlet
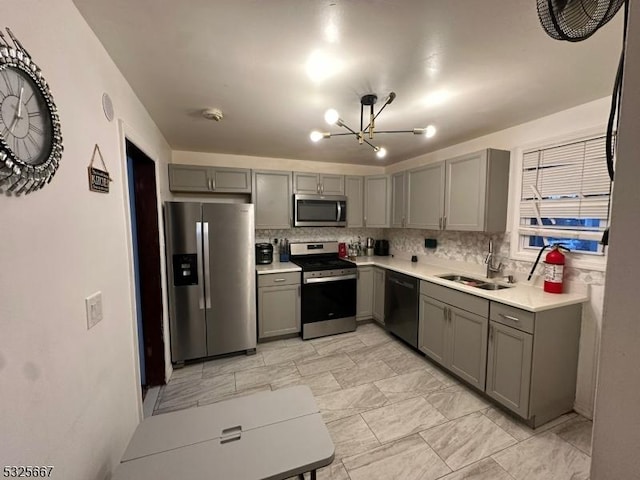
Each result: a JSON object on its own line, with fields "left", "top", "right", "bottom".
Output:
{"left": 86, "top": 291, "right": 103, "bottom": 329}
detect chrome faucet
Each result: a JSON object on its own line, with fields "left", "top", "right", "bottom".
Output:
{"left": 484, "top": 240, "right": 503, "bottom": 279}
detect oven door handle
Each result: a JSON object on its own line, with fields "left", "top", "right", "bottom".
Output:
{"left": 304, "top": 273, "right": 357, "bottom": 284}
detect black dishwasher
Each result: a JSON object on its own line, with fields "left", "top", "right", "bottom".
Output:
{"left": 384, "top": 270, "right": 419, "bottom": 348}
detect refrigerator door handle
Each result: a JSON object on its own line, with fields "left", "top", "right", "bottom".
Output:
{"left": 203, "top": 222, "right": 212, "bottom": 309}
{"left": 196, "top": 222, "right": 205, "bottom": 310}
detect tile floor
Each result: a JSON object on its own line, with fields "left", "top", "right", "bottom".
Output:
{"left": 154, "top": 322, "right": 593, "bottom": 480}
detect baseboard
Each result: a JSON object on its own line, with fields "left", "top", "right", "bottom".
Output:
{"left": 573, "top": 401, "right": 594, "bottom": 420}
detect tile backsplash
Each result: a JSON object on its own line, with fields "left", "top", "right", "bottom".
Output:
{"left": 384, "top": 228, "right": 605, "bottom": 287}
{"left": 255, "top": 227, "right": 385, "bottom": 247}
{"left": 256, "top": 227, "right": 605, "bottom": 287}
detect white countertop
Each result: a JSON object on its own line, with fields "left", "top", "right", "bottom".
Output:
{"left": 256, "top": 259, "right": 302, "bottom": 275}
{"left": 349, "top": 256, "right": 588, "bottom": 313}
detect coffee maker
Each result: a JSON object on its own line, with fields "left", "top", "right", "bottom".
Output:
{"left": 374, "top": 239, "right": 389, "bottom": 256}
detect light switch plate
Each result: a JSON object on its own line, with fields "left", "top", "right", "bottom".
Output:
{"left": 86, "top": 291, "right": 103, "bottom": 329}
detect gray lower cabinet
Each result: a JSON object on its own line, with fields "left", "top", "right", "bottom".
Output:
{"left": 419, "top": 281, "right": 489, "bottom": 391}
{"left": 372, "top": 267, "right": 385, "bottom": 324}
{"left": 252, "top": 170, "right": 292, "bottom": 229}
{"left": 486, "top": 302, "right": 581, "bottom": 427}
{"left": 364, "top": 175, "right": 391, "bottom": 227}
{"left": 168, "top": 164, "right": 252, "bottom": 193}
{"left": 356, "top": 266, "right": 374, "bottom": 320}
{"left": 257, "top": 272, "right": 301, "bottom": 339}
{"left": 486, "top": 320, "right": 533, "bottom": 418}
{"left": 345, "top": 176, "right": 364, "bottom": 227}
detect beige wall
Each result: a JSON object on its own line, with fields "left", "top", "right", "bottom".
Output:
{"left": 591, "top": 0, "right": 640, "bottom": 477}
{"left": 0, "top": 1, "right": 171, "bottom": 479}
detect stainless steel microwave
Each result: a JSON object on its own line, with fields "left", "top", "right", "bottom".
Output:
{"left": 293, "top": 194, "right": 347, "bottom": 227}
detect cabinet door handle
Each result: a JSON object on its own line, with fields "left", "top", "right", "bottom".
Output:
{"left": 212, "top": 177, "right": 216, "bottom": 190}
{"left": 499, "top": 313, "right": 520, "bottom": 322}
{"left": 439, "top": 217, "right": 443, "bottom": 230}
{"left": 443, "top": 216, "right": 447, "bottom": 229}
{"left": 448, "top": 308, "right": 452, "bottom": 322}
{"left": 489, "top": 324, "right": 494, "bottom": 341}
{"left": 273, "top": 278, "right": 286, "bottom": 283}
{"left": 443, "top": 307, "right": 448, "bottom": 322}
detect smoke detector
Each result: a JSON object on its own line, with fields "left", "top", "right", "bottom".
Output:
{"left": 202, "top": 108, "right": 224, "bottom": 121}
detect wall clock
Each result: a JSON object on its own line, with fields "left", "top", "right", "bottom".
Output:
{"left": 0, "top": 28, "right": 63, "bottom": 195}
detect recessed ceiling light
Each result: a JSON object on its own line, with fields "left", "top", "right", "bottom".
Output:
{"left": 324, "top": 22, "right": 339, "bottom": 43}
{"left": 306, "top": 49, "right": 342, "bottom": 83}
{"left": 423, "top": 89, "right": 451, "bottom": 108}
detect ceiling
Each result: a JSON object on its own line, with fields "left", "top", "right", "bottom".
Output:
{"left": 73, "top": 0, "right": 623, "bottom": 166}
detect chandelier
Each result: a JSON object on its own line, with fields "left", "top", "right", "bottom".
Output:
{"left": 309, "top": 92, "right": 436, "bottom": 159}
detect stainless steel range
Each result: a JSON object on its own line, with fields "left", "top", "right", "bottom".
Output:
{"left": 290, "top": 241, "right": 357, "bottom": 340}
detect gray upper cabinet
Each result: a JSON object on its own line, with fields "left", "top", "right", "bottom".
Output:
{"left": 320, "top": 174, "right": 345, "bottom": 195}
{"left": 406, "top": 163, "right": 446, "bottom": 229}
{"left": 252, "top": 170, "right": 292, "bottom": 229}
{"left": 387, "top": 148, "right": 509, "bottom": 232}
{"left": 293, "top": 172, "right": 344, "bottom": 195}
{"left": 364, "top": 175, "right": 391, "bottom": 228}
{"left": 444, "top": 149, "right": 510, "bottom": 232}
{"left": 345, "top": 176, "right": 364, "bottom": 228}
{"left": 390, "top": 172, "right": 406, "bottom": 228}
{"left": 168, "top": 164, "right": 252, "bottom": 193}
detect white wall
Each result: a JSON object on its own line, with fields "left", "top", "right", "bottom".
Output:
{"left": 0, "top": 1, "right": 171, "bottom": 479}
{"left": 591, "top": 1, "right": 640, "bottom": 477}
{"left": 172, "top": 150, "right": 385, "bottom": 177}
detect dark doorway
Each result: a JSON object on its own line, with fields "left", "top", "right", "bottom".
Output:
{"left": 126, "top": 140, "right": 166, "bottom": 389}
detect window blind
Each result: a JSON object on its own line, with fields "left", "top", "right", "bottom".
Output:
{"left": 519, "top": 136, "right": 611, "bottom": 242}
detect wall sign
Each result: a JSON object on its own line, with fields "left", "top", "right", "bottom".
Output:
{"left": 88, "top": 144, "right": 111, "bottom": 193}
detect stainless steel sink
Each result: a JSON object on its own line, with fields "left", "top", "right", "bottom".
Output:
{"left": 475, "top": 283, "right": 511, "bottom": 290}
{"left": 437, "top": 273, "right": 513, "bottom": 290}
{"left": 437, "top": 274, "right": 486, "bottom": 287}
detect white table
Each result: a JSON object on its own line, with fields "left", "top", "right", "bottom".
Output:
{"left": 112, "top": 386, "right": 335, "bottom": 480}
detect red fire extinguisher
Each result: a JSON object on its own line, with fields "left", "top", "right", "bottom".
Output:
{"left": 543, "top": 245, "right": 567, "bottom": 294}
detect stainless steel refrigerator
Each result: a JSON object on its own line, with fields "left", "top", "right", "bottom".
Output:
{"left": 164, "top": 201, "right": 256, "bottom": 363}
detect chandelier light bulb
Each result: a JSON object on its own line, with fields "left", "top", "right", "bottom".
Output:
{"left": 425, "top": 125, "right": 437, "bottom": 138}
{"left": 324, "top": 108, "right": 340, "bottom": 125}
{"left": 375, "top": 147, "right": 387, "bottom": 159}
{"left": 310, "top": 130, "right": 324, "bottom": 142}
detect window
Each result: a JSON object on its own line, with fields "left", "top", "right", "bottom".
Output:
{"left": 518, "top": 135, "right": 611, "bottom": 259}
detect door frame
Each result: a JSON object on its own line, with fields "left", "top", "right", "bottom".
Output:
{"left": 118, "top": 120, "right": 171, "bottom": 417}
